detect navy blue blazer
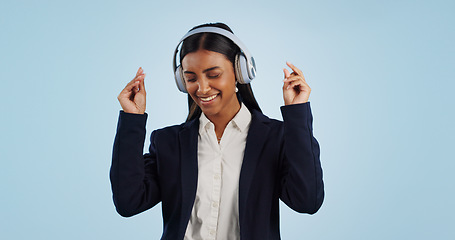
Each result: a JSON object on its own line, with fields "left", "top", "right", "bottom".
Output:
{"left": 111, "top": 102, "right": 324, "bottom": 239}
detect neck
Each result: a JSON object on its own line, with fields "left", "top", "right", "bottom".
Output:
{"left": 207, "top": 102, "right": 241, "bottom": 140}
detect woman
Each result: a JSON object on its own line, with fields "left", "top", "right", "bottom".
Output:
{"left": 111, "top": 23, "right": 324, "bottom": 240}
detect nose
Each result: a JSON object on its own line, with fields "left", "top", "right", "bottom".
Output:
{"left": 197, "top": 78, "right": 211, "bottom": 94}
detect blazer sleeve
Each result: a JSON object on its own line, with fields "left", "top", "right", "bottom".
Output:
{"left": 110, "top": 111, "right": 161, "bottom": 217}
{"left": 279, "top": 102, "right": 324, "bottom": 214}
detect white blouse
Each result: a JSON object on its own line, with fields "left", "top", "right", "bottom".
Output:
{"left": 184, "top": 103, "right": 252, "bottom": 240}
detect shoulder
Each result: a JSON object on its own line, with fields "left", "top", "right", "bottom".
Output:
{"left": 154, "top": 123, "right": 184, "bottom": 134}
{"left": 249, "top": 109, "right": 284, "bottom": 137}
{"left": 152, "top": 118, "right": 199, "bottom": 139}
{"left": 250, "top": 109, "right": 282, "bottom": 126}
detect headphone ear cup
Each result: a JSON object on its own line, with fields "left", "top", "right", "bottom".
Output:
{"left": 234, "top": 54, "right": 243, "bottom": 84}
{"left": 235, "top": 53, "right": 252, "bottom": 84}
{"left": 174, "top": 66, "right": 187, "bottom": 93}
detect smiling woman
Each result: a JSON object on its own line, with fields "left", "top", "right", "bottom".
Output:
{"left": 182, "top": 50, "right": 240, "bottom": 139}
{"left": 179, "top": 23, "right": 262, "bottom": 123}
{"left": 111, "top": 22, "right": 324, "bottom": 240}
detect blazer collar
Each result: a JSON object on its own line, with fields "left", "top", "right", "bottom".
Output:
{"left": 178, "top": 117, "right": 199, "bottom": 238}
{"left": 238, "top": 110, "right": 271, "bottom": 226}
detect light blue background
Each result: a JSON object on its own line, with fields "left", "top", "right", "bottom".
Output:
{"left": 1, "top": 0, "right": 454, "bottom": 239}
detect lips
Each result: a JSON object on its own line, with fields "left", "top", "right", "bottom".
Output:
{"left": 199, "top": 94, "right": 218, "bottom": 102}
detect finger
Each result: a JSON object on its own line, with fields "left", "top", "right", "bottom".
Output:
{"left": 286, "top": 61, "right": 304, "bottom": 76}
{"left": 129, "top": 68, "right": 143, "bottom": 88}
{"left": 124, "top": 75, "right": 142, "bottom": 92}
{"left": 135, "top": 67, "right": 143, "bottom": 77}
{"left": 284, "top": 76, "right": 308, "bottom": 88}
{"left": 119, "top": 80, "right": 139, "bottom": 102}
{"left": 127, "top": 72, "right": 145, "bottom": 87}
{"left": 283, "top": 76, "right": 302, "bottom": 89}
{"left": 129, "top": 81, "right": 140, "bottom": 101}
{"left": 135, "top": 74, "right": 145, "bottom": 91}
{"left": 283, "top": 75, "right": 304, "bottom": 83}
{"left": 139, "top": 73, "right": 146, "bottom": 94}
{"left": 284, "top": 72, "right": 307, "bottom": 84}
{"left": 122, "top": 74, "right": 144, "bottom": 94}
{"left": 283, "top": 68, "right": 291, "bottom": 79}
{"left": 121, "top": 81, "right": 139, "bottom": 97}
{"left": 288, "top": 80, "right": 311, "bottom": 92}
{"left": 134, "top": 81, "right": 140, "bottom": 93}
{"left": 125, "top": 76, "right": 141, "bottom": 89}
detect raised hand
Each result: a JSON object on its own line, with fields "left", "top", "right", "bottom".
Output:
{"left": 117, "top": 67, "right": 146, "bottom": 114}
{"left": 282, "top": 62, "right": 311, "bottom": 105}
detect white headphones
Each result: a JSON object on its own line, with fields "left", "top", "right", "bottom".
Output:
{"left": 173, "top": 26, "right": 256, "bottom": 93}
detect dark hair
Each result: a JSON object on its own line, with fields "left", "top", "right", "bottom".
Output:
{"left": 180, "top": 22, "right": 262, "bottom": 122}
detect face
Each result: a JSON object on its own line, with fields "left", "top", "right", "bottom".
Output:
{"left": 182, "top": 49, "right": 240, "bottom": 120}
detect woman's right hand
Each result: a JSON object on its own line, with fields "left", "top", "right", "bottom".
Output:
{"left": 117, "top": 67, "right": 146, "bottom": 114}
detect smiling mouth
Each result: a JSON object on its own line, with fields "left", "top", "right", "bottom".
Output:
{"left": 199, "top": 94, "right": 218, "bottom": 102}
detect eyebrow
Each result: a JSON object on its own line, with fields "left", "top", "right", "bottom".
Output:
{"left": 183, "top": 66, "right": 220, "bottom": 74}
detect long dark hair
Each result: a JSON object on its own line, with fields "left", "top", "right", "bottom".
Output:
{"left": 180, "top": 22, "right": 262, "bottom": 122}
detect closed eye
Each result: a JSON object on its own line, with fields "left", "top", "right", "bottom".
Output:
{"left": 207, "top": 73, "right": 221, "bottom": 79}
{"left": 184, "top": 73, "right": 197, "bottom": 82}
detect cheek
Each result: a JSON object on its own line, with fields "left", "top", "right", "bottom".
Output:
{"left": 219, "top": 75, "right": 236, "bottom": 92}
{"left": 185, "top": 82, "right": 199, "bottom": 99}
{"left": 185, "top": 82, "right": 197, "bottom": 93}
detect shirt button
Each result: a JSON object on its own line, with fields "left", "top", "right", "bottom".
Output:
{"left": 210, "top": 230, "right": 216, "bottom": 236}
{"left": 212, "top": 202, "right": 219, "bottom": 208}
{"left": 214, "top": 174, "right": 220, "bottom": 180}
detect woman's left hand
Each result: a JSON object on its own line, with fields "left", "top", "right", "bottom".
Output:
{"left": 283, "top": 62, "right": 311, "bottom": 105}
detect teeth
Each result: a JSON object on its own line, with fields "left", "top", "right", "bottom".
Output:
{"left": 200, "top": 94, "right": 217, "bottom": 102}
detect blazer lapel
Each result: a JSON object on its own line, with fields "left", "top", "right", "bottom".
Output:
{"left": 238, "top": 110, "right": 271, "bottom": 225}
{"left": 178, "top": 119, "right": 199, "bottom": 236}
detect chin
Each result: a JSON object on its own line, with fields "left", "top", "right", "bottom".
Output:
{"left": 199, "top": 106, "right": 221, "bottom": 117}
